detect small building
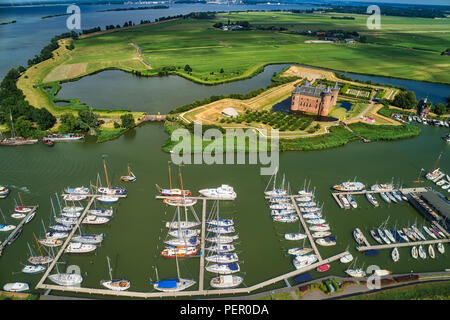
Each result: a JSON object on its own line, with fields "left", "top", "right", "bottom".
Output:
{"left": 222, "top": 107, "right": 239, "bottom": 118}
{"left": 291, "top": 81, "right": 339, "bottom": 116}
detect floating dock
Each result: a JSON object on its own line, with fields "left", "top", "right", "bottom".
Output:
{"left": 0, "top": 205, "right": 39, "bottom": 256}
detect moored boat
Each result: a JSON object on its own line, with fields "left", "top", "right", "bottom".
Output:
{"left": 317, "top": 264, "right": 330, "bottom": 272}
{"left": 205, "top": 253, "right": 239, "bottom": 263}
{"left": 3, "top": 282, "right": 29, "bottom": 292}
{"left": 373, "top": 269, "right": 392, "bottom": 277}
{"left": 316, "top": 237, "right": 336, "bottom": 246}
{"left": 333, "top": 181, "right": 365, "bottom": 192}
{"left": 205, "top": 262, "right": 240, "bottom": 274}
{"left": 366, "top": 193, "right": 379, "bottom": 207}
{"left": 437, "top": 242, "right": 445, "bottom": 254}
{"left": 293, "top": 254, "right": 318, "bottom": 270}
{"left": 287, "top": 247, "right": 313, "bottom": 256}
{"left": 82, "top": 215, "right": 109, "bottom": 225}
{"left": 309, "top": 224, "right": 330, "bottom": 232}
{"left": 160, "top": 247, "right": 198, "bottom": 258}
{"left": 48, "top": 273, "right": 83, "bottom": 286}
{"left": 72, "top": 233, "right": 104, "bottom": 244}
{"left": 418, "top": 245, "right": 427, "bottom": 259}
{"left": 28, "top": 256, "right": 53, "bottom": 265}
{"left": 284, "top": 233, "right": 307, "bottom": 241}
{"left": 199, "top": 184, "right": 237, "bottom": 200}
{"left": 353, "top": 229, "right": 365, "bottom": 245}
{"left": 340, "top": 253, "right": 353, "bottom": 263}
{"left": 391, "top": 247, "right": 399, "bottom": 262}
{"left": 64, "top": 242, "right": 97, "bottom": 253}
{"left": 153, "top": 278, "right": 196, "bottom": 292}
{"left": 22, "top": 264, "right": 46, "bottom": 274}
{"left": 411, "top": 246, "right": 418, "bottom": 259}
{"left": 210, "top": 275, "right": 243, "bottom": 289}
{"left": 428, "top": 244, "right": 435, "bottom": 259}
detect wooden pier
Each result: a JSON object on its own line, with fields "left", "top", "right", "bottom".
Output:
{"left": 355, "top": 228, "right": 371, "bottom": 247}
{"left": 0, "top": 205, "right": 39, "bottom": 256}
{"left": 289, "top": 196, "right": 323, "bottom": 261}
{"left": 36, "top": 196, "right": 97, "bottom": 289}
{"left": 357, "top": 238, "right": 450, "bottom": 251}
{"left": 198, "top": 199, "right": 207, "bottom": 291}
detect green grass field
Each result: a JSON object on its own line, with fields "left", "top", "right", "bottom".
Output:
{"left": 54, "top": 11, "right": 450, "bottom": 85}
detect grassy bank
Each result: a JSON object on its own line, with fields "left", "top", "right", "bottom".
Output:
{"left": 349, "top": 122, "right": 422, "bottom": 141}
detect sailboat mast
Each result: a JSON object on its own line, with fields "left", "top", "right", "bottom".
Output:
{"left": 168, "top": 162, "right": 172, "bottom": 189}
{"left": 9, "top": 110, "right": 15, "bottom": 139}
{"left": 103, "top": 160, "right": 110, "bottom": 188}
{"left": 18, "top": 192, "right": 24, "bottom": 206}
{"left": 33, "top": 232, "right": 43, "bottom": 256}
{"left": 107, "top": 256, "right": 113, "bottom": 280}
{"left": 432, "top": 152, "right": 442, "bottom": 172}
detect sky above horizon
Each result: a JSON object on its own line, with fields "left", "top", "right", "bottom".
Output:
{"left": 0, "top": 0, "right": 448, "bottom": 5}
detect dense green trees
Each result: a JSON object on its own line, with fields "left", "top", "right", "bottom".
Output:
{"left": 392, "top": 90, "right": 417, "bottom": 109}
{"left": 120, "top": 114, "right": 135, "bottom": 129}
{"left": 58, "top": 110, "right": 103, "bottom": 134}
{"left": 434, "top": 103, "right": 447, "bottom": 115}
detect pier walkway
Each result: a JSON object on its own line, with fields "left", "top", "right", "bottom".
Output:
{"left": 355, "top": 228, "right": 371, "bottom": 247}
{"left": 357, "top": 238, "right": 450, "bottom": 251}
{"left": 0, "top": 205, "right": 39, "bottom": 256}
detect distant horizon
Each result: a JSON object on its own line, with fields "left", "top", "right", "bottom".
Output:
{"left": 1, "top": 0, "right": 449, "bottom": 6}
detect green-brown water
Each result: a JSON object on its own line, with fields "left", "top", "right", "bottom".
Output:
{"left": 0, "top": 121, "right": 448, "bottom": 298}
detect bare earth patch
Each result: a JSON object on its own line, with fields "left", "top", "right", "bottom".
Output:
{"left": 216, "top": 39, "right": 232, "bottom": 48}
{"left": 44, "top": 63, "right": 87, "bottom": 82}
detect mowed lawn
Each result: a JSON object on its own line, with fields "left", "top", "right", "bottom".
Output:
{"left": 51, "top": 12, "right": 450, "bottom": 84}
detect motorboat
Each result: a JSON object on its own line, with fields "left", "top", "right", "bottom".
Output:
{"left": 411, "top": 246, "right": 418, "bottom": 259}
{"left": 160, "top": 189, "right": 192, "bottom": 197}
{"left": 160, "top": 247, "right": 198, "bottom": 258}
{"left": 418, "top": 245, "right": 427, "bottom": 259}
{"left": 353, "top": 229, "right": 365, "bottom": 245}
{"left": 65, "top": 242, "right": 97, "bottom": 253}
{"left": 64, "top": 187, "right": 90, "bottom": 195}
{"left": 206, "top": 219, "right": 234, "bottom": 227}
{"left": 366, "top": 193, "right": 379, "bottom": 207}
{"left": 437, "top": 242, "right": 445, "bottom": 254}
{"left": 3, "top": 282, "right": 29, "bottom": 292}
{"left": 22, "top": 264, "right": 46, "bottom": 274}
{"left": 166, "top": 221, "right": 201, "bottom": 230}
{"left": 340, "top": 253, "right": 353, "bottom": 263}
{"left": 98, "top": 195, "right": 119, "bottom": 203}
{"left": 346, "top": 194, "right": 357, "bottom": 208}
{"left": 14, "top": 206, "right": 32, "bottom": 214}
{"left": 370, "top": 184, "right": 394, "bottom": 192}
{"left": 333, "top": 181, "right": 365, "bottom": 192}
{"left": 293, "top": 254, "right": 318, "bottom": 269}
{"left": 380, "top": 192, "right": 391, "bottom": 203}
{"left": 0, "top": 224, "right": 16, "bottom": 232}
{"left": 205, "top": 262, "right": 240, "bottom": 274}
{"left": 82, "top": 215, "right": 109, "bottom": 225}
{"left": 306, "top": 218, "right": 326, "bottom": 225}
{"left": 284, "top": 233, "right": 307, "bottom": 241}
{"left": 436, "top": 180, "right": 446, "bottom": 186}
{"left": 345, "top": 269, "right": 366, "bottom": 278}
{"left": 391, "top": 247, "right": 399, "bottom": 262}
{"left": 309, "top": 224, "right": 330, "bottom": 232}
{"left": 207, "top": 226, "right": 235, "bottom": 234}
{"left": 199, "top": 185, "right": 237, "bottom": 200}
{"left": 48, "top": 273, "right": 83, "bottom": 286}
{"left": 312, "top": 231, "right": 331, "bottom": 238}
{"left": 373, "top": 269, "right": 392, "bottom": 277}
{"left": 338, "top": 194, "right": 350, "bottom": 209}
{"left": 205, "top": 253, "right": 239, "bottom": 263}
{"left": 272, "top": 215, "right": 298, "bottom": 223}
{"left": 0, "top": 186, "right": 10, "bottom": 198}
{"left": 153, "top": 278, "right": 196, "bottom": 292}
{"left": 45, "top": 133, "right": 84, "bottom": 141}
{"left": 205, "top": 244, "right": 235, "bottom": 253}
{"left": 428, "top": 244, "right": 435, "bottom": 259}
{"left": 120, "top": 165, "right": 136, "bottom": 182}
{"left": 38, "top": 238, "right": 63, "bottom": 247}
{"left": 28, "top": 256, "right": 53, "bottom": 265}
{"left": 317, "top": 264, "right": 330, "bottom": 272}
{"left": 98, "top": 186, "right": 127, "bottom": 196}
{"left": 287, "top": 247, "right": 313, "bottom": 256}
{"left": 72, "top": 233, "right": 104, "bottom": 244}
{"left": 316, "top": 237, "right": 336, "bottom": 246}
{"left": 210, "top": 275, "right": 243, "bottom": 289}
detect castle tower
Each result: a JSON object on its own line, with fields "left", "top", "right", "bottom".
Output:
{"left": 331, "top": 82, "right": 339, "bottom": 106}
{"left": 319, "top": 87, "right": 333, "bottom": 116}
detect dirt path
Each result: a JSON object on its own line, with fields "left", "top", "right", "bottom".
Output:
{"left": 130, "top": 42, "right": 152, "bottom": 69}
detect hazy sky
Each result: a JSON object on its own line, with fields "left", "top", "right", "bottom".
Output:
{"left": 0, "top": 0, "right": 448, "bottom": 5}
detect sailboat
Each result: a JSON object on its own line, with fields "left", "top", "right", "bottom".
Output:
{"left": 411, "top": 246, "right": 418, "bottom": 259}
{"left": 0, "top": 185, "right": 10, "bottom": 199}
{"left": 0, "top": 208, "right": 15, "bottom": 232}
{"left": 418, "top": 245, "right": 427, "bottom": 259}
{"left": 366, "top": 193, "right": 379, "bottom": 207}
{"left": 264, "top": 168, "right": 287, "bottom": 197}
{"left": 391, "top": 247, "right": 399, "bottom": 262}
{"left": 210, "top": 275, "right": 243, "bottom": 289}
{"left": 48, "top": 270, "right": 83, "bottom": 286}
{"left": 101, "top": 256, "right": 131, "bottom": 291}
{"left": 27, "top": 240, "right": 53, "bottom": 265}
{"left": 95, "top": 159, "right": 128, "bottom": 197}
{"left": 205, "top": 253, "right": 239, "bottom": 263}
{"left": 285, "top": 233, "right": 307, "bottom": 241}
{"left": 428, "top": 244, "right": 435, "bottom": 259}
{"left": 157, "top": 162, "right": 192, "bottom": 197}
{"left": 0, "top": 111, "right": 38, "bottom": 146}
{"left": 293, "top": 254, "right": 318, "bottom": 270}
{"left": 14, "top": 193, "right": 32, "bottom": 214}
{"left": 152, "top": 257, "right": 196, "bottom": 292}
{"left": 120, "top": 164, "right": 136, "bottom": 182}
{"left": 345, "top": 258, "right": 366, "bottom": 278}
{"left": 22, "top": 264, "right": 46, "bottom": 274}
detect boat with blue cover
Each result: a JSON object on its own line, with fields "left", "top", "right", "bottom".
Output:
{"left": 363, "top": 249, "right": 379, "bottom": 256}
{"left": 293, "top": 273, "right": 312, "bottom": 283}
{"left": 206, "top": 262, "right": 240, "bottom": 274}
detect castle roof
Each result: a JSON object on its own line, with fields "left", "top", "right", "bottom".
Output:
{"left": 293, "top": 81, "right": 333, "bottom": 98}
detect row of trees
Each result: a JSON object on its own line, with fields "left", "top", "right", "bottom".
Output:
{"left": 27, "top": 31, "right": 78, "bottom": 67}
{"left": 0, "top": 67, "right": 56, "bottom": 138}
{"left": 383, "top": 90, "right": 449, "bottom": 116}
{"left": 58, "top": 110, "right": 104, "bottom": 134}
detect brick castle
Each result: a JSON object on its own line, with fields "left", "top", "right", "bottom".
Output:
{"left": 290, "top": 81, "right": 339, "bottom": 116}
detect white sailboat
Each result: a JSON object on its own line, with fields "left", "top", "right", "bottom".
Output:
{"left": 210, "top": 275, "right": 243, "bottom": 289}
{"left": 101, "top": 256, "right": 130, "bottom": 291}
{"left": 64, "top": 242, "right": 97, "bottom": 253}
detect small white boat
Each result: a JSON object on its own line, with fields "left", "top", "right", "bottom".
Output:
{"left": 296, "top": 196, "right": 313, "bottom": 202}
{"left": 206, "top": 262, "right": 240, "bottom": 274}
{"left": 333, "top": 181, "right": 365, "bottom": 192}
{"left": 312, "top": 231, "right": 331, "bottom": 238}
{"left": 14, "top": 206, "right": 32, "bottom": 214}
{"left": 206, "top": 244, "right": 235, "bottom": 253}
{"left": 72, "top": 233, "right": 104, "bottom": 244}
{"left": 65, "top": 187, "right": 90, "bottom": 195}
{"left": 165, "top": 221, "right": 201, "bottom": 230}
{"left": 397, "top": 229, "right": 409, "bottom": 242}
{"left": 61, "top": 211, "right": 81, "bottom": 218}
{"left": 48, "top": 273, "right": 83, "bottom": 286}
{"left": 340, "top": 253, "right": 353, "bottom": 263}
{"left": 346, "top": 194, "right": 357, "bottom": 208}
{"left": 97, "top": 195, "right": 119, "bottom": 203}
{"left": 442, "top": 184, "right": 450, "bottom": 190}
{"left": 428, "top": 244, "right": 435, "bottom": 259}
{"left": 353, "top": 229, "right": 365, "bottom": 245}
{"left": 373, "top": 269, "right": 392, "bottom": 277}
{"left": 205, "top": 253, "right": 239, "bottom": 263}
{"left": 0, "top": 224, "right": 16, "bottom": 232}
{"left": 293, "top": 254, "right": 318, "bottom": 269}
{"left": 391, "top": 191, "right": 402, "bottom": 201}
{"left": 371, "top": 184, "right": 394, "bottom": 192}
{"left": 302, "top": 213, "right": 322, "bottom": 219}
{"left": 206, "top": 219, "right": 234, "bottom": 227}
{"left": 297, "top": 201, "right": 316, "bottom": 207}
{"left": 199, "top": 184, "right": 237, "bottom": 200}
{"left": 423, "top": 226, "right": 437, "bottom": 240}
{"left": 380, "top": 192, "right": 391, "bottom": 203}
{"left": 271, "top": 209, "right": 295, "bottom": 216}
{"left": 164, "top": 197, "right": 197, "bottom": 207}
{"left": 22, "top": 264, "right": 46, "bottom": 274}
{"left": 345, "top": 268, "right": 366, "bottom": 278}
{"left": 120, "top": 165, "right": 136, "bottom": 183}
{"left": 411, "top": 246, "right": 418, "bottom": 259}
{"left": 287, "top": 247, "right": 313, "bottom": 256}
{"left": 284, "top": 233, "right": 307, "bottom": 241}
{"left": 82, "top": 215, "right": 109, "bottom": 225}
{"left": 0, "top": 186, "right": 10, "bottom": 198}
{"left": 306, "top": 218, "right": 326, "bottom": 225}
{"left": 206, "top": 235, "right": 238, "bottom": 244}
{"left": 297, "top": 189, "right": 313, "bottom": 197}
{"left": 87, "top": 209, "right": 114, "bottom": 217}
{"left": 370, "top": 230, "right": 383, "bottom": 244}
{"left": 28, "top": 256, "right": 53, "bottom": 265}
{"left": 101, "top": 280, "right": 131, "bottom": 291}
{"left": 207, "top": 226, "right": 235, "bottom": 234}
{"left": 387, "top": 192, "right": 397, "bottom": 203}
{"left": 55, "top": 217, "right": 77, "bottom": 225}
{"left": 153, "top": 278, "right": 196, "bottom": 292}
{"left": 38, "top": 238, "right": 63, "bottom": 247}
{"left": 316, "top": 237, "right": 336, "bottom": 246}
{"left": 378, "top": 229, "right": 391, "bottom": 244}
{"left": 384, "top": 229, "right": 396, "bottom": 243}
{"left": 165, "top": 236, "right": 200, "bottom": 247}
{"left": 65, "top": 242, "right": 97, "bottom": 253}
{"left": 437, "top": 242, "right": 445, "bottom": 254}
{"left": 391, "top": 247, "right": 399, "bottom": 262}
{"left": 436, "top": 180, "right": 446, "bottom": 186}
{"left": 3, "top": 282, "right": 29, "bottom": 292}
{"left": 418, "top": 245, "right": 427, "bottom": 259}
{"left": 309, "top": 224, "right": 330, "bottom": 232}
{"left": 366, "top": 193, "right": 379, "bottom": 207}
{"left": 62, "top": 206, "right": 84, "bottom": 213}
{"left": 412, "top": 226, "right": 426, "bottom": 241}
{"left": 62, "top": 194, "right": 87, "bottom": 201}
{"left": 160, "top": 246, "right": 198, "bottom": 258}
{"left": 338, "top": 194, "right": 350, "bottom": 210}
{"left": 210, "top": 275, "right": 243, "bottom": 289}
{"left": 273, "top": 215, "right": 298, "bottom": 223}
{"left": 11, "top": 213, "right": 26, "bottom": 219}
{"left": 169, "top": 229, "right": 200, "bottom": 238}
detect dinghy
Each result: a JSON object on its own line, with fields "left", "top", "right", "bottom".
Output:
{"left": 317, "top": 264, "right": 330, "bottom": 272}
{"left": 14, "top": 206, "right": 32, "bottom": 214}
{"left": 3, "top": 282, "right": 29, "bottom": 292}
{"left": 391, "top": 247, "right": 399, "bottom": 262}
{"left": 411, "top": 246, "right": 418, "bottom": 259}
{"left": 374, "top": 269, "right": 392, "bottom": 277}
{"left": 210, "top": 275, "right": 243, "bottom": 289}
